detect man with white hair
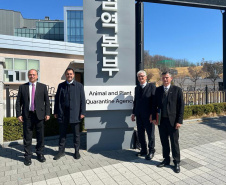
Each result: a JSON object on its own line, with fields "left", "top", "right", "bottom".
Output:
{"left": 131, "top": 70, "right": 156, "bottom": 160}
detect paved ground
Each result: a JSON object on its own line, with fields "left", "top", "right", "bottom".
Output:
{"left": 1, "top": 116, "right": 226, "bottom": 185}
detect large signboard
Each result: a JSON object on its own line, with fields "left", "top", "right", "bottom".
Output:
{"left": 84, "top": 0, "right": 135, "bottom": 109}
{"left": 144, "top": 0, "right": 226, "bottom": 9}
{"left": 84, "top": 0, "right": 135, "bottom": 151}
{"left": 85, "top": 86, "right": 134, "bottom": 110}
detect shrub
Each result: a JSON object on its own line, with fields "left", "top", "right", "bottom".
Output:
{"left": 184, "top": 106, "right": 192, "bottom": 119}
{"left": 191, "top": 105, "right": 205, "bottom": 116}
{"left": 3, "top": 117, "right": 23, "bottom": 141}
{"left": 212, "top": 103, "right": 224, "bottom": 114}
{"left": 203, "top": 104, "right": 214, "bottom": 115}
{"left": 3, "top": 116, "right": 85, "bottom": 142}
{"left": 223, "top": 102, "right": 226, "bottom": 111}
{"left": 196, "top": 105, "right": 205, "bottom": 116}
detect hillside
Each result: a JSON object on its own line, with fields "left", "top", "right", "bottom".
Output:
{"left": 145, "top": 66, "right": 216, "bottom": 84}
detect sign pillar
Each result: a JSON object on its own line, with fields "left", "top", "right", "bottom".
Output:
{"left": 136, "top": 1, "right": 144, "bottom": 85}
{"left": 223, "top": 11, "right": 226, "bottom": 90}
{"left": 84, "top": 0, "right": 136, "bottom": 151}
{"left": 0, "top": 57, "right": 5, "bottom": 147}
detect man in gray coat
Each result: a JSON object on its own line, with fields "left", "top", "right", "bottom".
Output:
{"left": 54, "top": 68, "right": 86, "bottom": 160}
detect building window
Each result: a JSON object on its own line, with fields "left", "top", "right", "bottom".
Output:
{"left": 4, "top": 58, "right": 40, "bottom": 82}
{"left": 67, "top": 10, "right": 83, "bottom": 44}
{"left": 36, "top": 21, "right": 64, "bottom": 41}
{"left": 14, "top": 28, "right": 36, "bottom": 38}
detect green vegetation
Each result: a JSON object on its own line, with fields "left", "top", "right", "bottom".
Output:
{"left": 3, "top": 103, "right": 226, "bottom": 141}
{"left": 184, "top": 102, "right": 226, "bottom": 119}
{"left": 3, "top": 116, "right": 85, "bottom": 142}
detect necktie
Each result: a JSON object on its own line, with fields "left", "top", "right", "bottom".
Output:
{"left": 31, "top": 83, "right": 35, "bottom": 111}
{"left": 164, "top": 87, "right": 168, "bottom": 93}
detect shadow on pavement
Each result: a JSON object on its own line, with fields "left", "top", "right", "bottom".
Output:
{"left": 200, "top": 116, "right": 226, "bottom": 131}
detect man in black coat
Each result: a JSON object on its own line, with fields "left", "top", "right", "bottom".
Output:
{"left": 16, "top": 69, "right": 50, "bottom": 166}
{"left": 152, "top": 71, "right": 184, "bottom": 173}
{"left": 54, "top": 68, "right": 86, "bottom": 160}
{"left": 131, "top": 70, "right": 156, "bottom": 160}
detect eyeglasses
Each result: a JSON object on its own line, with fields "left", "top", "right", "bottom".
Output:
{"left": 138, "top": 75, "right": 145, "bottom": 78}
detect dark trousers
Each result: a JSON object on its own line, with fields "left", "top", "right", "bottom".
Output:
{"left": 136, "top": 114, "right": 155, "bottom": 153}
{"left": 58, "top": 118, "right": 80, "bottom": 153}
{"left": 23, "top": 111, "right": 44, "bottom": 159}
{"left": 158, "top": 117, "right": 180, "bottom": 163}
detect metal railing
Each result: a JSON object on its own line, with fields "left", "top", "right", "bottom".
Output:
{"left": 183, "top": 87, "right": 226, "bottom": 105}
{"left": 4, "top": 85, "right": 226, "bottom": 117}
{"left": 5, "top": 85, "right": 55, "bottom": 117}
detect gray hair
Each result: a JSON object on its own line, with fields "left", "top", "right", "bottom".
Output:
{"left": 161, "top": 71, "right": 172, "bottom": 77}
{"left": 137, "top": 70, "right": 147, "bottom": 77}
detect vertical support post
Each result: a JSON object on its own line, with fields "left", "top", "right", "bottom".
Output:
{"left": 0, "top": 57, "right": 5, "bottom": 147}
{"left": 223, "top": 11, "right": 226, "bottom": 103}
{"left": 205, "top": 85, "right": 208, "bottom": 104}
{"left": 136, "top": 0, "right": 144, "bottom": 85}
{"left": 5, "top": 85, "right": 10, "bottom": 117}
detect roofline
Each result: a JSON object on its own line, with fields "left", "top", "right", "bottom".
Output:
{"left": 0, "top": 34, "right": 84, "bottom": 56}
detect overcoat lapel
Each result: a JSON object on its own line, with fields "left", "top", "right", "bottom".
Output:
{"left": 160, "top": 85, "right": 164, "bottom": 104}
{"left": 167, "top": 85, "right": 173, "bottom": 102}
{"left": 25, "top": 82, "right": 30, "bottom": 102}
{"left": 35, "top": 82, "right": 39, "bottom": 102}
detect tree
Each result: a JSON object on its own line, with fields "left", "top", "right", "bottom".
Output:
{"left": 173, "top": 74, "right": 187, "bottom": 90}
{"left": 144, "top": 51, "right": 195, "bottom": 69}
{"left": 188, "top": 66, "right": 203, "bottom": 91}
{"left": 202, "top": 61, "right": 223, "bottom": 90}
{"left": 147, "top": 73, "right": 154, "bottom": 82}
{"left": 144, "top": 50, "right": 152, "bottom": 68}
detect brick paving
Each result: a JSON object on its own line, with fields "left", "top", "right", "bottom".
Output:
{"left": 0, "top": 116, "right": 226, "bottom": 185}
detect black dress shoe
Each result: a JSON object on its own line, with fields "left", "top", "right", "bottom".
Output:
{"left": 136, "top": 151, "right": 147, "bottom": 157}
{"left": 53, "top": 152, "right": 65, "bottom": 160}
{"left": 174, "top": 163, "right": 180, "bottom": 173}
{"left": 37, "top": 154, "right": 46, "bottom": 163}
{"left": 145, "top": 152, "right": 154, "bottom": 160}
{"left": 157, "top": 159, "right": 170, "bottom": 167}
{"left": 73, "top": 152, "right": 81, "bottom": 159}
{"left": 24, "top": 158, "right": 32, "bottom": 166}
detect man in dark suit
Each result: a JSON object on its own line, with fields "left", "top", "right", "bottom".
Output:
{"left": 152, "top": 71, "right": 184, "bottom": 173}
{"left": 54, "top": 68, "right": 85, "bottom": 160}
{"left": 131, "top": 70, "right": 156, "bottom": 160}
{"left": 16, "top": 69, "right": 50, "bottom": 166}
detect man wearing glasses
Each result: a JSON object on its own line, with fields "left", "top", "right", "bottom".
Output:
{"left": 131, "top": 70, "right": 156, "bottom": 160}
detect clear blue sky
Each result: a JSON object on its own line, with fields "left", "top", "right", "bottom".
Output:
{"left": 0, "top": 0, "right": 223, "bottom": 64}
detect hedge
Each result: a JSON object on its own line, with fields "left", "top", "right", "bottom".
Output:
{"left": 3, "top": 117, "right": 23, "bottom": 142}
{"left": 3, "top": 115, "right": 85, "bottom": 142}
{"left": 184, "top": 102, "right": 226, "bottom": 119}
{"left": 3, "top": 103, "right": 226, "bottom": 141}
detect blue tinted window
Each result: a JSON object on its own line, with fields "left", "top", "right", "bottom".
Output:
{"left": 75, "top": 19, "right": 80, "bottom": 27}
{"left": 71, "top": 20, "right": 76, "bottom": 27}
{"left": 71, "top": 11, "right": 76, "bottom": 19}
{"left": 66, "top": 10, "right": 83, "bottom": 43}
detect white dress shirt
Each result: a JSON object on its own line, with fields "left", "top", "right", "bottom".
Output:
{"left": 140, "top": 82, "right": 147, "bottom": 88}
{"left": 163, "top": 84, "right": 171, "bottom": 92}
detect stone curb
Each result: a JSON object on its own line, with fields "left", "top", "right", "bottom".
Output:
{"left": 2, "top": 132, "right": 86, "bottom": 148}
{"left": 183, "top": 115, "right": 226, "bottom": 123}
